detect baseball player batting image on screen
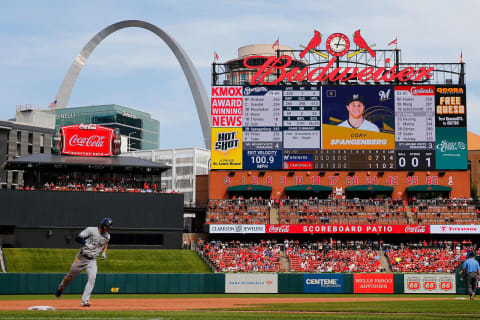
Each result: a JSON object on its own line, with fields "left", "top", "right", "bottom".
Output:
{"left": 55, "top": 217, "right": 112, "bottom": 307}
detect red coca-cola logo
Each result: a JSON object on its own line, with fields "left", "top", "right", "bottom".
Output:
{"left": 268, "top": 225, "right": 290, "bottom": 233}
{"left": 69, "top": 135, "right": 105, "bottom": 148}
{"left": 61, "top": 124, "right": 113, "bottom": 157}
{"left": 404, "top": 225, "right": 427, "bottom": 233}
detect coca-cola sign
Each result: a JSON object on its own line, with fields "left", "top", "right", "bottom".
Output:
{"left": 268, "top": 225, "right": 290, "bottom": 233}
{"left": 404, "top": 225, "right": 428, "bottom": 233}
{"left": 61, "top": 124, "right": 114, "bottom": 156}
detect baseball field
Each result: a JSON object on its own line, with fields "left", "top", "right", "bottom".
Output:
{"left": 2, "top": 249, "right": 479, "bottom": 319}
{"left": 0, "top": 294, "right": 479, "bottom": 319}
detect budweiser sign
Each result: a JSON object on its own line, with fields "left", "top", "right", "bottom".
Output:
{"left": 61, "top": 124, "right": 114, "bottom": 157}
{"left": 243, "top": 55, "right": 434, "bottom": 85}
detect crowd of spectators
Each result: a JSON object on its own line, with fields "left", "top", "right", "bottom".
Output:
{"left": 20, "top": 180, "right": 175, "bottom": 194}
{"left": 206, "top": 198, "right": 270, "bottom": 224}
{"left": 200, "top": 240, "right": 280, "bottom": 272}
{"left": 411, "top": 198, "right": 479, "bottom": 225}
{"left": 285, "top": 239, "right": 383, "bottom": 272}
{"left": 197, "top": 238, "right": 477, "bottom": 273}
{"left": 278, "top": 198, "right": 408, "bottom": 225}
{"left": 385, "top": 240, "right": 478, "bottom": 273}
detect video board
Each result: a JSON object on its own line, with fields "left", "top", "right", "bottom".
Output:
{"left": 211, "top": 85, "right": 467, "bottom": 171}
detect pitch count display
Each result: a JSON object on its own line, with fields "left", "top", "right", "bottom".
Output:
{"left": 210, "top": 85, "right": 467, "bottom": 171}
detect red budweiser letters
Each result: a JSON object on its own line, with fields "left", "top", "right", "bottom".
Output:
{"left": 243, "top": 55, "right": 434, "bottom": 85}
{"left": 61, "top": 124, "right": 114, "bottom": 156}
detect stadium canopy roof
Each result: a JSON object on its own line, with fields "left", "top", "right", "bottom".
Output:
{"left": 2, "top": 153, "right": 170, "bottom": 174}
{"left": 284, "top": 185, "right": 333, "bottom": 192}
{"left": 227, "top": 184, "right": 272, "bottom": 192}
{"left": 406, "top": 185, "right": 452, "bottom": 192}
{"left": 345, "top": 185, "right": 394, "bottom": 192}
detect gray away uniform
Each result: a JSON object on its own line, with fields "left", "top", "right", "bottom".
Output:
{"left": 57, "top": 227, "right": 110, "bottom": 304}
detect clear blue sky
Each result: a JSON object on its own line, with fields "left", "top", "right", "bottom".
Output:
{"left": 0, "top": 0, "right": 478, "bottom": 149}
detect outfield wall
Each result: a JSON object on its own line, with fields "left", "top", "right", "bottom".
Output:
{"left": 0, "top": 273, "right": 473, "bottom": 295}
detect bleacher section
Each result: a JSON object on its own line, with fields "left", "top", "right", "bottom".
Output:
{"left": 201, "top": 240, "right": 280, "bottom": 272}
{"left": 198, "top": 239, "right": 478, "bottom": 273}
{"left": 385, "top": 241, "right": 479, "bottom": 273}
{"left": 206, "top": 197, "right": 480, "bottom": 225}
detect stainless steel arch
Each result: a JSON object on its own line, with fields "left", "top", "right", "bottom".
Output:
{"left": 55, "top": 20, "right": 211, "bottom": 148}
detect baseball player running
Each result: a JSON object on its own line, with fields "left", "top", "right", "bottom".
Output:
{"left": 55, "top": 218, "right": 112, "bottom": 307}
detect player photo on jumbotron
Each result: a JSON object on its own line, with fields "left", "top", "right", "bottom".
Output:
{"left": 322, "top": 85, "right": 395, "bottom": 150}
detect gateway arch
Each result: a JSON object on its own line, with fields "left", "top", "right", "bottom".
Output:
{"left": 55, "top": 20, "right": 211, "bottom": 148}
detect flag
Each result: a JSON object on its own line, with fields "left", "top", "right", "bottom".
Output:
{"left": 272, "top": 38, "right": 279, "bottom": 50}
{"left": 460, "top": 51, "right": 463, "bottom": 63}
{"left": 48, "top": 99, "right": 57, "bottom": 108}
{"left": 214, "top": 51, "right": 219, "bottom": 61}
{"left": 388, "top": 38, "right": 397, "bottom": 46}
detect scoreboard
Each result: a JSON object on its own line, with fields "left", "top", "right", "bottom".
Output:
{"left": 211, "top": 85, "right": 467, "bottom": 171}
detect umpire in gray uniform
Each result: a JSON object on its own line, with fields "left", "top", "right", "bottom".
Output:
{"left": 55, "top": 218, "right": 112, "bottom": 307}
{"left": 462, "top": 251, "right": 480, "bottom": 300}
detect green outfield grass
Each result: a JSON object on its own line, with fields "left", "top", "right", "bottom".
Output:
{"left": 0, "top": 294, "right": 479, "bottom": 319}
{"left": 3, "top": 248, "right": 211, "bottom": 273}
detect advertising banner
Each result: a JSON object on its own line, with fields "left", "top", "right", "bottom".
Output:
{"left": 211, "top": 86, "right": 243, "bottom": 127}
{"left": 435, "top": 86, "right": 466, "bottom": 127}
{"left": 211, "top": 127, "right": 243, "bottom": 169}
{"left": 404, "top": 274, "right": 455, "bottom": 294}
{"left": 304, "top": 274, "right": 344, "bottom": 293}
{"left": 354, "top": 274, "right": 394, "bottom": 293}
{"left": 61, "top": 124, "right": 114, "bottom": 157}
{"left": 435, "top": 127, "right": 467, "bottom": 169}
{"left": 225, "top": 273, "right": 278, "bottom": 293}
{"left": 430, "top": 225, "right": 480, "bottom": 234}
{"left": 322, "top": 85, "right": 395, "bottom": 150}
{"left": 209, "top": 224, "right": 266, "bottom": 234}
{"left": 266, "top": 224, "right": 429, "bottom": 234}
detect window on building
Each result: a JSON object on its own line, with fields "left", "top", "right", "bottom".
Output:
{"left": 28, "top": 132, "right": 33, "bottom": 144}
{"left": 40, "top": 134, "right": 44, "bottom": 147}
{"left": 240, "top": 74, "right": 246, "bottom": 85}
{"left": 16, "top": 143, "right": 21, "bottom": 157}
{"left": 12, "top": 171, "right": 18, "bottom": 185}
{"left": 17, "top": 131, "right": 22, "bottom": 142}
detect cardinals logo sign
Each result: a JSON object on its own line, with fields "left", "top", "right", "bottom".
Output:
{"left": 302, "top": 30, "right": 375, "bottom": 58}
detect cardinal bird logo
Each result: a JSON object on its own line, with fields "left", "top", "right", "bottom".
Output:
{"left": 353, "top": 29, "right": 376, "bottom": 58}
{"left": 299, "top": 30, "right": 322, "bottom": 58}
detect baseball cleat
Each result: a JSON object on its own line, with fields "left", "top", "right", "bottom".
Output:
{"left": 81, "top": 301, "right": 91, "bottom": 307}
{"left": 55, "top": 289, "right": 62, "bottom": 298}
